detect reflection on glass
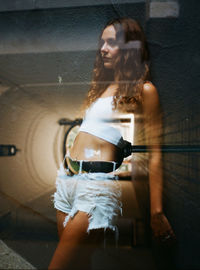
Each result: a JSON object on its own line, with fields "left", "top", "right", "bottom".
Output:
{"left": 49, "top": 17, "right": 176, "bottom": 270}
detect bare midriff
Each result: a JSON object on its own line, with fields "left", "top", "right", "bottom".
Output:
{"left": 69, "top": 84, "right": 122, "bottom": 162}
{"left": 69, "top": 131, "right": 122, "bottom": 162}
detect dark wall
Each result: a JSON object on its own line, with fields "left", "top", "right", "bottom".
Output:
{"left": 146, "top": 1, "right": 200, "bottom": 269}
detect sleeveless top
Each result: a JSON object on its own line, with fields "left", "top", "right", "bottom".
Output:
{"left": 79, "top": 96, "right": 124, "bottom": 149}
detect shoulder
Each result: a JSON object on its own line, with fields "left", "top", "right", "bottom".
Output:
{"left": 143, "top": 81, "right": 158, "bottom": 97}
{"left": 142, "top": 82, "right": 161, "bottom": 112}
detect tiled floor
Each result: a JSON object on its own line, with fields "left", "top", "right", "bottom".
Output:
{"left": 0, "top": 240, "right": 36, "bottom": 269}
{"left": 1, "top": 238, "right": 157, "bottom": 270}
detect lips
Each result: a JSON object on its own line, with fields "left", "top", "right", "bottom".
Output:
{"left": 102, "top": 57, "right": 111, "bottom": 62}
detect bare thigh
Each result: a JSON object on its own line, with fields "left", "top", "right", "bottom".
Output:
{"left": 56, "top": 210, "right": 68, "bottom": 239}
{"left": 56, "top": 210, "right": 90, "bottom": 239}
{"left": 49, "top": 211, "right": 90, "bottom": 269}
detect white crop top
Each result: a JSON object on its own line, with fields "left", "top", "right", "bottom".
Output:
{"left": 79, "top": 96, "right": 124, "bottom": 149}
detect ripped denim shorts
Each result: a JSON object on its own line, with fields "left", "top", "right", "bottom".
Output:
{"left": 53, "top": 162, "right": 122, "bottom": 233}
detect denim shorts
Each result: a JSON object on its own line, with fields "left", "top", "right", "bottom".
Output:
{"left": 53, "top": 163, "right": 122, "bottom": 233}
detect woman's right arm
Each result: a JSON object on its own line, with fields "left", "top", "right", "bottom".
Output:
{"left": 142, "top": 82, "right": 176, "bottom": 242}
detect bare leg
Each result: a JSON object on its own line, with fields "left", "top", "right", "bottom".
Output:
{"left": 56, "top": 210, "right": 68, "bottom": 239}
{"left": 48, "top": 211, "right": 89, "bottom": 270}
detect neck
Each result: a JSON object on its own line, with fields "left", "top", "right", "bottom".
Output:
{"left": 104, "top": 68, "right": 115, "bottom": 82}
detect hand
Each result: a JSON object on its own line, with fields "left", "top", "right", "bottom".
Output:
{"left": 150, "top": 212, "right": 176, "bottom": 245}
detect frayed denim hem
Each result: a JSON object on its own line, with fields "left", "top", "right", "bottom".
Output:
{"left": 62, "top": 208, "right": 120, "bottom": 248}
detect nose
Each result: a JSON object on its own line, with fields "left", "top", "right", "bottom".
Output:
{"left": 101, "top": 42, "right": 108, "bottom": 54}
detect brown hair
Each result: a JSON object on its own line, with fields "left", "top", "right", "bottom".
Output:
{"left": 83, "top": 17, "right": 150, "bottom": 113}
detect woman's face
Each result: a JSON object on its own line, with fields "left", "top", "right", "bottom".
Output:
{"left": 100, "top": 25, "right": 120, "bottom": 69}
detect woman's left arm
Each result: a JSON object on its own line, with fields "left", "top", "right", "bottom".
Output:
{"left": 142, "top": 82, "right": 176, "bottom": 243}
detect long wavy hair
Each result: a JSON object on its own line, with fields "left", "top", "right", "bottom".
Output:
{"left": 83, "top": 17, "right": 150, "bottom": 113}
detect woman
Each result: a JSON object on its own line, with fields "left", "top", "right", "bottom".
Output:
{"left": 49, "top": 17, "right": 175, "bottom": 269}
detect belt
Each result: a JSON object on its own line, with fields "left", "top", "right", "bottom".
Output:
{"left": 65, "top": 156, "right": 121, "bottom": 174}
